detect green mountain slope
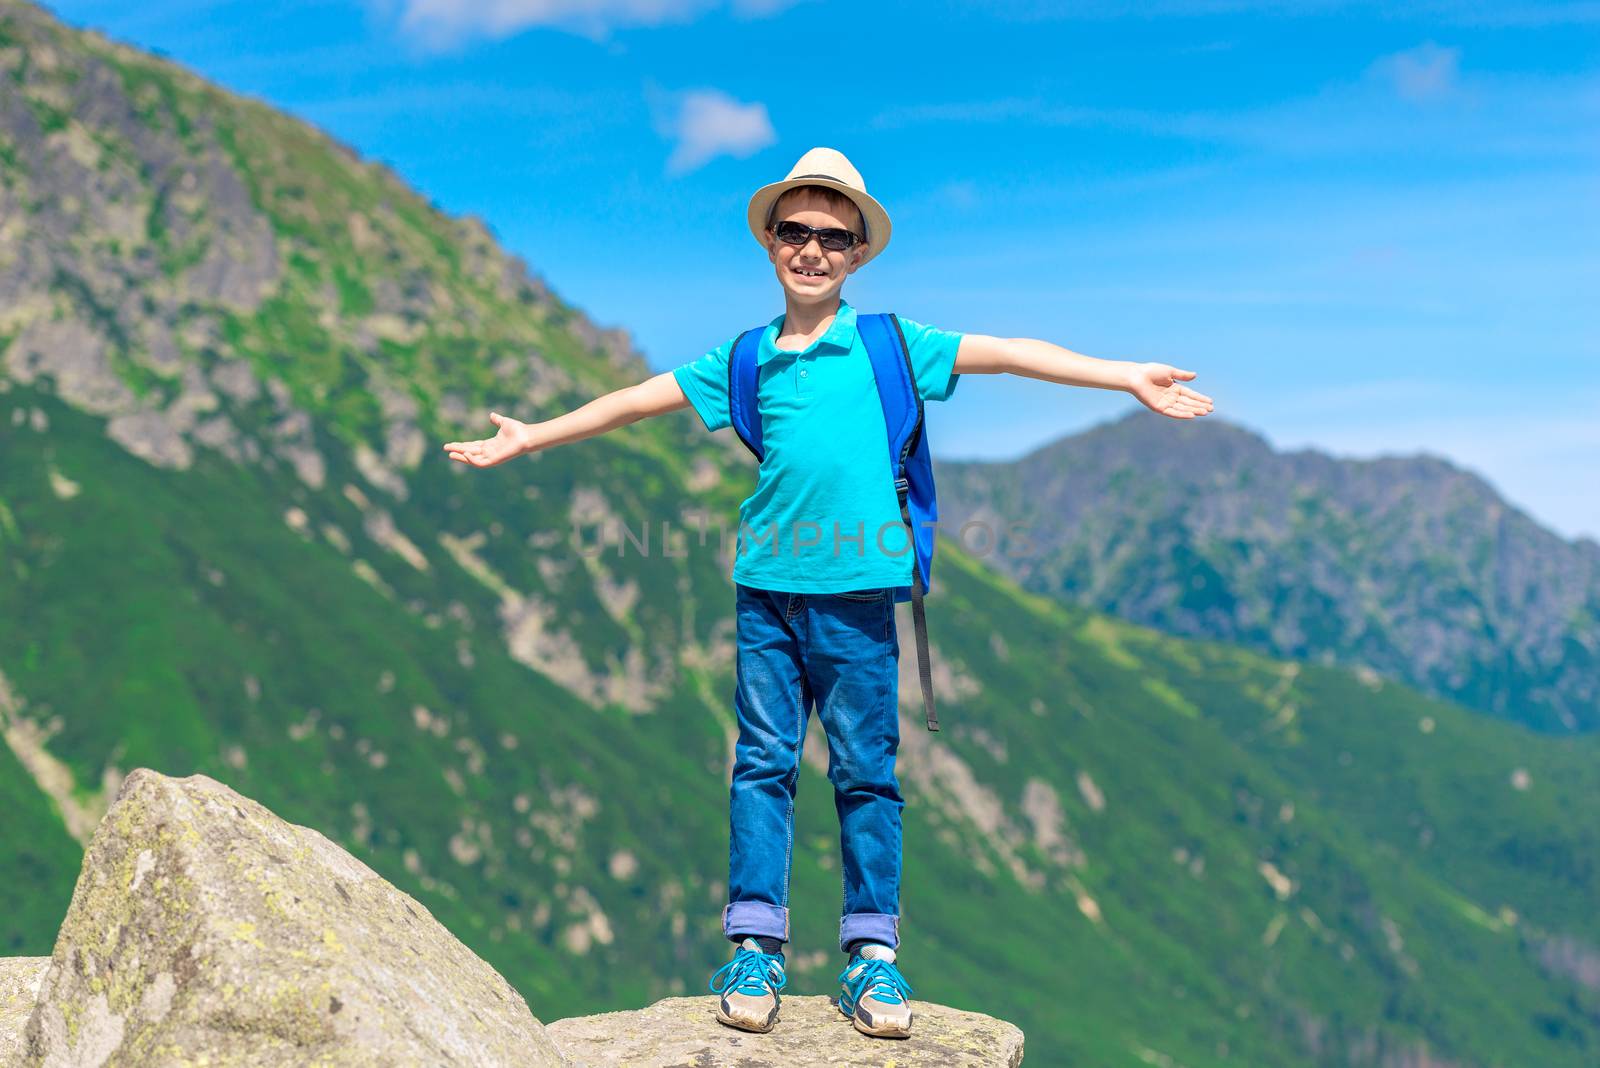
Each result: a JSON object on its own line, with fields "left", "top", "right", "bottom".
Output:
{"left": 936, "top": 410, "right": 1600, "bottom": 734}
{"left": 2, "top": 3, "right": 1597, "bottom": 1064}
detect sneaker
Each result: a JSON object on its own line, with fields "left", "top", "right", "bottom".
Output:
{"left": 709, "top": 937, "right": 787, "bottom": 1033}
{"left": 838, "top": 943, "right": 914, "bottom": 1038}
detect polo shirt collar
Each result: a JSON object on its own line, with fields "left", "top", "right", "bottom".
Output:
{"left": 758, "top": 300, "right": 858, "bottom": 365}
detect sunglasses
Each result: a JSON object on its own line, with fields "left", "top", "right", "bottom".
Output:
{"left": 771, "top": 220, "right": 864, "bottom": 252}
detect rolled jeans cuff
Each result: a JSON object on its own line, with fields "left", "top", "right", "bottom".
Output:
{"left": 724, "top": 900, "right": 789, "bottom": 943}
{"left": 840, "top": 912, "right": 899, "bottom": 953}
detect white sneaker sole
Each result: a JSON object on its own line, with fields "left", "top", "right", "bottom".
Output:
{"left": 852, "top": 1014, "right": 911, "bottom": 1038}
{"left": 716, "top": 1002, "right": 779, "bottom": 1034}
{"left": 841, "top": 1002, "right": 912, "bottom": 1039}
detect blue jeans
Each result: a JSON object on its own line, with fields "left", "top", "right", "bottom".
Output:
{"left": 721, "top": 582, "right": 905, "bottom": 953}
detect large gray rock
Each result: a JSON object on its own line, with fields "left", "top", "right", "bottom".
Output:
{"left": 0, "top": 959, "right": 49, "bottom": 1064}
{"left": 14, "top": 768, "right": 566, "bottom": 1067}
{"left": 546, "top": 994, "right": 1025, "bottom": 1066}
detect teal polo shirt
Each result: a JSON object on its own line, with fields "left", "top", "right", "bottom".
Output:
{"left": 673, "top": 300, "right": 963, "bottom": 594}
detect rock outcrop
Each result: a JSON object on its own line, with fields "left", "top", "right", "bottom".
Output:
{"left": 0, "top": 960, "right": 48, "bottom": 1064}
{"left": 3, "top": 768, "right": 1024, "bottom": 1066}
{"left": 8, "top": 768, "right": 567, "bottom": 1067}
{"left": 546, "top": 995, "right": 1025, "bottom": 1067}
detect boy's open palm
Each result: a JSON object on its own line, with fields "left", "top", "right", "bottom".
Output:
{"left": 1128, "top": 363, "right": 1214, "bottom": 420}
{"left": 442, "top": 412, "right": 532, "bottom": 468}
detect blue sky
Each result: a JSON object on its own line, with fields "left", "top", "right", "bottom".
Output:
{"left": 46, "top": 1, "right": 1600, "bottom": 540}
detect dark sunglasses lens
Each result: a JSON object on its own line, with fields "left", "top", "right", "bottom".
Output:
{"left": 774, "top": 221, "right": 857, "bottom": 250}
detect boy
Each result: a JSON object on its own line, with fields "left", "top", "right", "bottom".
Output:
{"left": 442, "top": 147, "right": 1214, "bottom": 1039}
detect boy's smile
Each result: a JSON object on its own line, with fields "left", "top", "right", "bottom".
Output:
{"left": 765, "top": 189, "right": 867, "bottom": 308}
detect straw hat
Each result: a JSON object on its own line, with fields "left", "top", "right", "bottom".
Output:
{"left": 747, "top": 147, "right": 892, "bottom": 265}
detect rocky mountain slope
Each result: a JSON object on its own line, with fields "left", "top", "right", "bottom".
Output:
{"left": 2, "top": 2, "right": 1597, "bottom": 1064}
{"left": 937, "top": 411, "right": 1600, "bottom": 733}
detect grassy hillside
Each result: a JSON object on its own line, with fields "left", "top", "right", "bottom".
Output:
{"left": 1, "top": 2, "right": 1597, "bottom": 1064}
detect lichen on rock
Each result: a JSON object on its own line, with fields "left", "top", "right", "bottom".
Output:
{"left": 0, "top": 958, "right": 49, "bottom": 1064}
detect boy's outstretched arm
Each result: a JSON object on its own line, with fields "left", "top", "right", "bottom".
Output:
{"left": 952, "top": 335, "right": 1215, "bottom": 419}
{"left": 441, "top": 372, "right": 692, "bottom": 468}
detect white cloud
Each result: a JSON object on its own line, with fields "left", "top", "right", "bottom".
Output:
{"left": 1371, "top": 41, "right": 1461, "bottom": 101}
{"left": 660, "top": 89, "right": 776, "bottom": 175}
{"left": 391, "top": 0, "right": 796, "bottom": 47}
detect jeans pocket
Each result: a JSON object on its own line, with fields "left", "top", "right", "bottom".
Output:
{"left": 834, "top": 588, "right": 887, "bottom": 603}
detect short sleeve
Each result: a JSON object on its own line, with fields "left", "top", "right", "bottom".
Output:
{"left": 896, "top": 317, "right": 965, "bottom": 403}
{"left": 672, "top": 336, "right": 735, "bottom": 433}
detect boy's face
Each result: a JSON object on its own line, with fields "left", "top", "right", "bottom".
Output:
{"left": 765, "top": 189, "right": 868, "bottom": 307}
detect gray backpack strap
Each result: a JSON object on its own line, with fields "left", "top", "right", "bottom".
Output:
{"left": 910, "top": 557, "right": 938, "bottom": 732}
{"left": 889, "top": 472, "right": 937, "bottom": 731}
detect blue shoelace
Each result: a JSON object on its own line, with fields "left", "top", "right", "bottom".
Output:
{"left": 710, "top": 948, "right": 788, "bottom": 999}
{"left": 838, "top": 957, "right": 914, "bottom": 1014}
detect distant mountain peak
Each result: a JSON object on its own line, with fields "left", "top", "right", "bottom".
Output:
{"left": 938, "top": 408, "right": 1600, "bottom": 733}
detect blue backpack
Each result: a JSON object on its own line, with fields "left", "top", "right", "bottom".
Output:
{"left": 728, "top": 312, "right": 942, "bottom": 732}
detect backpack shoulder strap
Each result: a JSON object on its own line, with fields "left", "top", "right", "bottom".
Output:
{"left": 727, "top": 327, "right": 765, "bottom": 461}
{"left": 856, "top": 313, "right": 921, "bottom": 464}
